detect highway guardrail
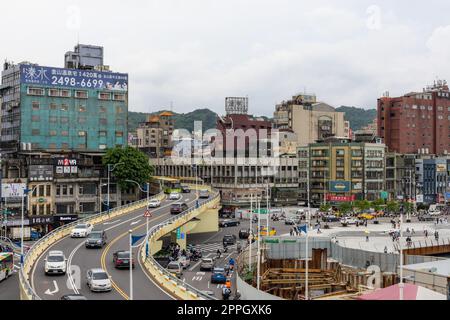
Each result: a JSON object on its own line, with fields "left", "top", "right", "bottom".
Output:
{"left": 19, "top": 192, "right": 165, "bottom": 300}
{"left": 140, "top": 185, "right": 220, "bottom": 300}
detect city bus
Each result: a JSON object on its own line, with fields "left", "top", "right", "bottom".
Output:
{"left": 149, "top": 177, "right": 182, "bottom": 195}
{"left": 0, "top": 252, "right": 14, "bottom": 281}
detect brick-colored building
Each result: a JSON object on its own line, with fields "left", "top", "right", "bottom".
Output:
{"left": 378, "top": 81, "right": 450, "bottom": 155}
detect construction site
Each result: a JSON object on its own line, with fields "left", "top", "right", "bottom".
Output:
{"left": 238, "top": 247, "right": 398, "bottom": 300}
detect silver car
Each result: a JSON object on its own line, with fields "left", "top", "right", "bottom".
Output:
{"left": 200, "top": 258, "right": 215, "bottom": 271}
{"left": 166, "top": 261, "right": 183, "bottom": 278}
{"left": 86, "top": 268, "right": 112, "bottom": 292}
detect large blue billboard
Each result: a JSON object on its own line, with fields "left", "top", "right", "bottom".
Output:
{"left": 20, "top": 64, "right": 128, "bottom": 91}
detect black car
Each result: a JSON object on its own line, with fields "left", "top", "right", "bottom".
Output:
{"left": 285, "top": 217, "right": 301, "bottom": 225}
{"left": 181, "top": 185, "right": 191, "bottom": 193}
{"left": 418, "top": 215, "right": 435, "bottom": 222}
{"left": 60, "top": 294, "right": 88, "bottom": 300}
{"left": 223, "top": 234, "right": 237, "bottom": 246}
{"left": 219, "top": 219, "right": 240, "bottom": 228}
{"left": 171, "top": 202, "right": 189, "bottom": 215}
{"left": 85, "top": 230, "right": 107, "bottom": 248}
{"left": 239, "top": 229, "right": 250, "bottom": 239}
{"left": 322, "top": 215, "right": 340, "bottom": 223}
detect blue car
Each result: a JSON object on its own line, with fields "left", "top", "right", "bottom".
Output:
{"left": 211, "top": 268, "right": 227, "bottom": 284}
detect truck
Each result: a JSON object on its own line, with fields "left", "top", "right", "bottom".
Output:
{"left": 11, "top": 227, "right": 31, "bottom": 241}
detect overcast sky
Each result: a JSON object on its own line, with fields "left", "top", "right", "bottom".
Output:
{"left": 2, "top": 0, "right": 450, "bottom": 116}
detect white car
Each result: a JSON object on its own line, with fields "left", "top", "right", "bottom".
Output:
{"left": 147, "top": 199, "right": 161, "bottom": 208}
{"left": 71, "top": 223, "right": 93, "bottom": 238}
{"left": 169, "top": 192, "right": 181, "bottom": 200}
{"left": 178, "top": 255, "right": 191, "bottom": 269}
{"left": 340, "top": 217, "right": 358, "bottom": 225}
{"left": 86, "top": 268, "right": 112, "bottom": 292}
{"left": 44, "top": 251, "right": 67, "bottom": 275}
{"left": 428, "top": 210, "right": 441, "bottom": 216}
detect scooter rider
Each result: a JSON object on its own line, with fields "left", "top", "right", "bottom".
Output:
{"left": 222, "top": 287, "right": 231, "bottom": 300}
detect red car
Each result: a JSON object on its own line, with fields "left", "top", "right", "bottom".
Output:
{"left": 113, "top": 251, "right": 135, "bottom": 269}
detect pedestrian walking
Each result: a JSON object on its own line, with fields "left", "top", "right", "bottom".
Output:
{"left": 384, "top": 246, "right": 388, "bottom": 254}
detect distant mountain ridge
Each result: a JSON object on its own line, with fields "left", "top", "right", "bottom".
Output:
{"left": 128, "top": 108, "right": 218, "bottom": 133}
{"left": 128, "top": 106, "right": 377, "bottom": 133}
{"left": 335, "top": 106, "right": 377, "bottom": 131}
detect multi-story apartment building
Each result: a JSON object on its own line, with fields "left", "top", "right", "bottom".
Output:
{"left": 137, "top": 111, "right": 175, "bottom": 158}
{"left": 415, "top": 156, "right": 450, "bottom": 205}
{"left": 378, "top": 80, "right": 450, "bottom": 155}
{"left": 0, "top": 59, "right": 128, "bottom": 153}
{"left": 274, "top": 93, "right": 350, "bottom": 147}
{"left": 298, "top": 136, "right": 386, "bottom": 207}
{"left": 216, "top": 97, "right": 272, "bottom": 157}
{"left": 385, "top": 153, "right": 416, "bottom": 202}
{"left": 0, "top": 45, "right": 134, "bottom": 234}
{"left": 151, "top": 155, "right": 299, "bottom": 208}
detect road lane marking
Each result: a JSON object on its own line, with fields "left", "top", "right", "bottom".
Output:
{"left": 99, "top": 208, "right": 179, "bottom": 300}
{"left": 131, "top": 220, "right": 141, "bottom": 226}
{"left": 101, "top": 195, "right": 200, "bottom": 300}
{"left": 31, "top": 196, "right": 172, "bottom": 298}
{"left": 32, "top": 193, "right": 199, "bottom": 300}
{"left": 104, "top": 219, "right": 122, "bottom": 225}
{"left": 67, "top": 240, "right": 86, "bottom": 294}
{"left": 44, "top": 280, "right": 59, "bottom": 296}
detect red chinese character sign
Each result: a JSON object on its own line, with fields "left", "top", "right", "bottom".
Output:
{"left": 326, "top": 195, "right": 356, "bottom": 202}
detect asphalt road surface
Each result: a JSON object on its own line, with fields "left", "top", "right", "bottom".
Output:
{"left": 29, "top": 192, "right": 204, "bottom": 300}
{"left": 0, "top": 270, "right": 20, "bottom": 300}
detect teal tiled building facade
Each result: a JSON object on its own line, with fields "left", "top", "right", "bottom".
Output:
{"left": 2, "top": 63, "right": 128, "bottom": 153}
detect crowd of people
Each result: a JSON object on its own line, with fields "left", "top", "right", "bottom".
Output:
{"left": 0, "top": 243, "right": 13, "bottom": 253}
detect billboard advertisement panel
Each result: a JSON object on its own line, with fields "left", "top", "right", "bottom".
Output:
{"left": 1, "top": 183, "right": 26, "bottom": 198}
{"left": 326, "top": 194, "right": 356, "bottom": 202}
{"left": 20, "top": 64, "right": 128, "bottom": 91}
{"left": 54, "top": 158, "right": 78, "bottom": 175}
{"left": 329, "top": 181, "right": 351, "bottom": 193}
{"left": 29, "top": 165, "right": 53, "bottom": 182}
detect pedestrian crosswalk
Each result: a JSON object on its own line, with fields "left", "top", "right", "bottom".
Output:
{"left": 196, "top": 242, "right": 237, "bottom": 253}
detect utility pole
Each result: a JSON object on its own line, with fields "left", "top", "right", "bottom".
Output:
{"left": 249, "top": 193, "right": 253, "bottom": 271}
{"left": 129, "top": 230, "right": 133, "bottom": 300}
{"left": 305, "top": 166, "right": 310, "bottom": 300}
{"left": 257, "top": 198, "right": 261, "bottom": 290}
{"left": 399, "top": 206, "right": 404, "bottom": 301}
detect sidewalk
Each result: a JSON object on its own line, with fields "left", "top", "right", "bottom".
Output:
{"left": 281, "top": 221, "right": 450, "bottom": 253}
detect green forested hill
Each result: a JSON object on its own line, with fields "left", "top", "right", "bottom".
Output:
{"left": 128, "top": 109, "right": 218, "bottom": 132}
{"left": 336, "top": 106, "right": 377, "bottom": 131}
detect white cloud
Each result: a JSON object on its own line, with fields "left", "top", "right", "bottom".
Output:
{"left": 1, "top": 1, "right": 450, "bottom": 116}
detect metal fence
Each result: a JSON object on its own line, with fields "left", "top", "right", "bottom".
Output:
{"left": 264, "top": 237, "right": 400, "bottom": 273}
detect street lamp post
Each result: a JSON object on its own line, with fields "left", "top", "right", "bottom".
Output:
{"left": 125, "top": 179, "right": 150, "bottom": 235}
{"left": 399, "top": 205, "right": 404, "bottom": 301}
{"left": 21, "top": 183, "right": 42, "bottom": 265}
{"left": 129, "top": 230, "right": 133, "bottom": 300}
{"left": 249, "top": 193, "right": 253, "bottom": 272}
{"left": 107, "top": 163, "right": 125, "bottom": 214}
{"left": 305, "top": 166, "right": 310, "bottom": 300}
{"left": 1, "top": 186, "right": 8, "bottom": 238}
